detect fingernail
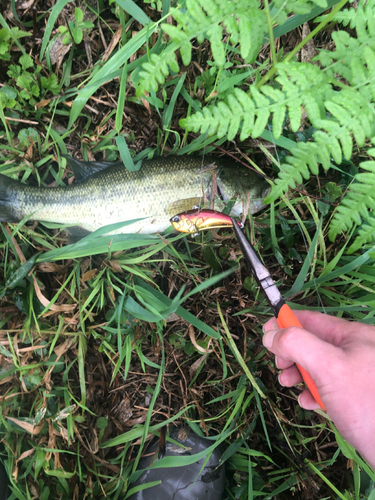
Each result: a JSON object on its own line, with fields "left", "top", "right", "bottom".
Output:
{"left": 262, "top": 319, "right": 274, "bottom": 334}
{"left": 278, "top": 373, "right": 285, "bottom": 387}
{"left": 262, "top": 328, "right": 278, "bottom": 349}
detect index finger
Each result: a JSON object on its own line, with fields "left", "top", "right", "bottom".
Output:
{"left": 264, "top": 310, "right": 361, "bottom": 347}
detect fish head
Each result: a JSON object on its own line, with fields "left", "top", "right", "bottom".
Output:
{"left": 215, "top": 163, "right": 271, "bottom": 215}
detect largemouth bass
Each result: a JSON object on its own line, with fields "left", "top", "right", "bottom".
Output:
{"left": 0, "top": 155, "right": 269, "bottom": 236}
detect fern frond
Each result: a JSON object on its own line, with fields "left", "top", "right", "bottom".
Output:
{"left": 316, "top": 0, "right": 375, "bottom": 30}
{"left": 347, "top": 219, "right": 375, "bottom": 253}
{"left": 182, "top": 36, "right": 375, "bottom": 200}
{"left": 329, "top": 150, "right": 375, "bottom": 251}
{"left": 314, "top": 29, "right": 375, "bottom": 88}
{"left": 266, "top": 142, "right": 324, "bottom": 202}
{"left": 181, "top": 62, "right": 335, "bottom": 141}
{"left": 136, "top": 51, "right": 179, "bottom": 96}
{"left": 138, "top": 0, "right": 267, "bottom": 94}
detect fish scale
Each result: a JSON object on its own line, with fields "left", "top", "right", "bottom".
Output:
{"left": 0, "top": 155, "right": 269, "bottom": 236}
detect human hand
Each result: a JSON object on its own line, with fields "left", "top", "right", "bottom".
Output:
{"left": 262, "top": 310, "right": 375, "bottom": 468}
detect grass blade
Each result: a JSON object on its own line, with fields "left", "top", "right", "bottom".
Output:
{"left": 115, "top": 0, "right": 151, "bottom": 26}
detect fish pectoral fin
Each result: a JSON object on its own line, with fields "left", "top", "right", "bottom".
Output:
{"left": 64, "top": 226, "right": 92, "bottom": 243}
{"left": 165, "top": 198, "right": 203, "bottom": 216}
{"left": 62, "top": 154, "right": 124, "bottom": 182}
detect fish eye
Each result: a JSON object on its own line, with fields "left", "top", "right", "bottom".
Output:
{"left": 171, "top": 215, "right": 181, "bottom": 223}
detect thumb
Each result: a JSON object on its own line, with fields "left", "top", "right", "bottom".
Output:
{"left": 263, "top": 324, "right": 341, "bottom": 384}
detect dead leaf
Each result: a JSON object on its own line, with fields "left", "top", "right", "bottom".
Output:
{"left": 6, "top": 417, "right": 44, "bottom": 435}
{"left": 33, "top": 277, "right": 76, "bottom": 313}
{"left": 37, "top": 262, "right": 68, "bottom": 273}
{"left": 189, "top": 354, "right": 208, "bottom": 379}
{"left": 81, "top": 269, "right": 98, "bottom": 282}
{"left": 166, "top": 312, "right": 180, "bottom": 323}
{"left": 114, "top": 398, "right": 133, "bottom": 426}
{"left": 54, "top": 337, "right": 75, "bottom": 359}
{"left": 141, "top": 96, "right": 151, "bottom": 114}
{"left": 105, "top": 260, "right": 123, "bottom": 273}
{"left": 45, "top": 420, "right": 56, "bottom": 462}
{"left": 35, "top": 98, "right": 51, "bottom": 110}
{"left": 49, "top": 35, "right": 71, "bottom": 66}
{"left": 52, "top": 423, "right": 69, "bottom": 442}
{"left": 188, "top": 325, "right": 213, "bottom": 354}
{"left": 17, "top": 448, "right": 35, "bottom": 462}
{"left": 103, "top": 26, "right": 123, "bottom": 62}
{"left": 301, "top": 22, "right": 317, "bottom": 63}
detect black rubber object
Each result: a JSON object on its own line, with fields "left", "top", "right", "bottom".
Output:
{"left": 127, "top": 427, "right": 225, "bottom": 500}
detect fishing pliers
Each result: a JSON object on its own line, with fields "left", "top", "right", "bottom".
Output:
{"left": 231, "top": 219, "right": 326, "bottom": 410}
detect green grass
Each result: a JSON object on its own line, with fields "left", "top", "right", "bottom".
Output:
{"left": 0, "top": 1, "right": 375, "bottom": 499}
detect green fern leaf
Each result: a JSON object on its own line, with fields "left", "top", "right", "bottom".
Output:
{"left": 216, "top": 101, "right": 230, "bottom": 137}
{"left": 234, "top": 88, "right": 255, "bottom": 140}
{"left": 227, "top": 93, "right": 242, "bottom": 140}
{"left": 270, "top": 104, "right": 286, "bottom": 140}
{"left": 348, "top": 219, "right": 375, "bottom": 253}
{"left": 290, "top": 142, "right": 320, "bottom": 175}
{"left": 302, "top": 94, "right": 323, "bottom": 127}
{"left": 241, "top": 9, "right": 267, "bottom": 62}
{"left": 187, "top": 0, "right": 209, "bottom": 26}
{"left": 314, "top": 115, "right": 352, "bottom": 161}
{"left": 238, "top": 16, "right": 251, "bottom": 61}
{"left": 265, "top": 163, "right": 302, "bottom": 202}
{"left": 137, "top": 52, "right": 179, "bottom": 95}
{"left": 250, "top": 86, "right": 270, "bottom": 138}
{"left": 180, "top": 40, "right": 193, "bottom": 66}
{"left": 161, "top": 24, "right": 185, "bottom": 43}
{"left": 273, "top": 0, "right": 328, "bottom": 23}
{"left": 138, "top": 0, "right": 269, "bottom": 96}
{"left": 314, "top": 130, "right": 342, "bottom": 165}
{"left": 313, "top": 137, "right": 330, "bottom": 170}
{"left": 203, "top": 0, "right": 221, "bottom": 18}
{"left": 275, "top": 68, "right": 303, "bottom": 132}
{"left": 223, "top": 15, "right": 239, "bottom": 44}
{"left": 337, "top": 130, "right": 353, "bottom": 161}
{"left": 161, "top": 25, "right": 193, "bottom": 66}
{"left": 351, "top": 55, "right": 367, "bottom": 86}
{"left": 329, "top": 153, "right": 375, "bottom": 248}
{"left": 207, "top": 24, "right": 225, "bottom": 67}
{"left": 317, "top": 0, "right": 375, "bottom": 32}
{"left": 261, "top": 86, "right": 286, "bottom": 139}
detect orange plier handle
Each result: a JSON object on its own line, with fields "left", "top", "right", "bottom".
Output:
{"left": 277, "top": 303, "right": 326, "bottom": 411}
